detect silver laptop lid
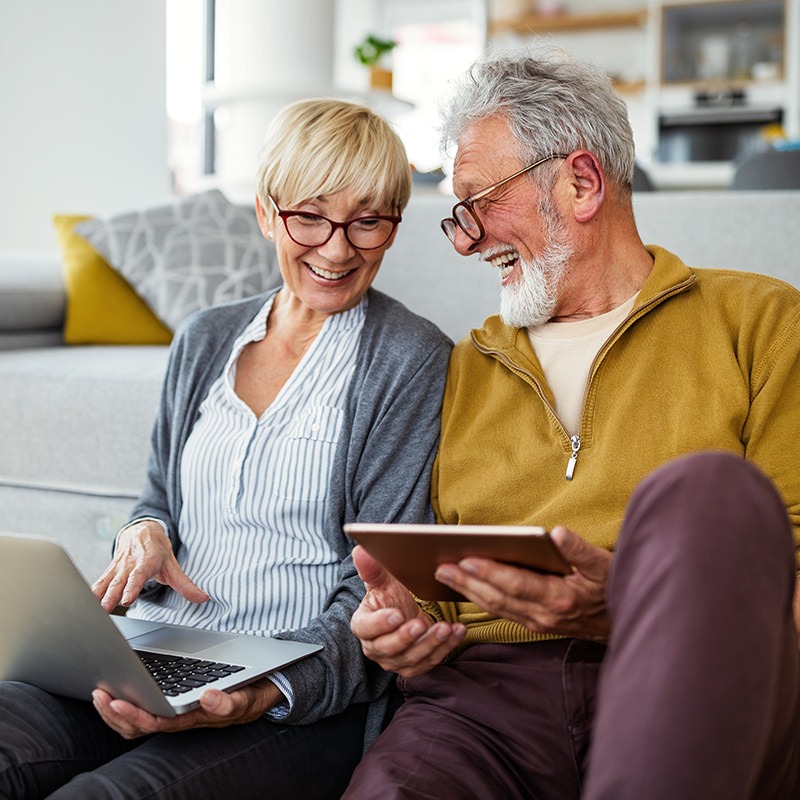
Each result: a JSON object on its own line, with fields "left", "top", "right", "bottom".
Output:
{"left": 0, "top": 533, "right": 321, "bottom": 715}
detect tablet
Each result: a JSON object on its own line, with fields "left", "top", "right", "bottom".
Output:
{"left": 344, "top": 522, "right": 571, "bottom": 602}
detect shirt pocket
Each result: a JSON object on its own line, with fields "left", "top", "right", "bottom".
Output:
{"left": 273, "top": 405, "right": 343, "bottom": 502}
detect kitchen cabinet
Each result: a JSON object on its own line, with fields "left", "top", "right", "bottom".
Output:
{"left": 489, "top": 8, "right": 647, "bottom": 34}
{"left": 652, "top": 0, "right": 797, "bottom": 187}
{"left": 660, "top": 0, "right": 784, "bottom": 84}
{"left": 488, "top": 0, "right": 798, "bottom": 188}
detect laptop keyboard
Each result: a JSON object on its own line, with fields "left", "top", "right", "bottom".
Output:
{"left": 135, "top": 650, "right": 246, "bottom": 696}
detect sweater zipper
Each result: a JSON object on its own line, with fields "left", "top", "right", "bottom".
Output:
{"left": 565, "top": 434, "right": 581, "bottom": 480}
{"left": 470, "top": 346, "right": 577, "bottom": 477}
{"left": 471, "top": 271, "right": 694, "bottom": 482}
{"left": 472, "top": 345, "right": 582, "bottom": 480}
{"left": 563, "top": 280, "right": 695, "bottom": 483}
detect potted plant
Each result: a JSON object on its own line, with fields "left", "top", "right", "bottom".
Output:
{"left": 354, "top": 34, "right": 397, "bottom": 92}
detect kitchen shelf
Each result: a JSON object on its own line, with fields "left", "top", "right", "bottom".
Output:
{"left": 613, "top": 78, "right": 647, "bottom": 95}
{"left": 490, "top": 9, "right": 647, "bottom": 36}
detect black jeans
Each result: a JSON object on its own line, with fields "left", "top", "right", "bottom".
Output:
{"left": 0, "top": 680, "right": 367, "bottom": 799}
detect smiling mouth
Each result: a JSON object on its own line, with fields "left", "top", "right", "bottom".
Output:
{"left": 308, "top": 263, "right": 355, "bottom": 281}
{"left": 488, "top": 249, "right": 520, "bottom": 281}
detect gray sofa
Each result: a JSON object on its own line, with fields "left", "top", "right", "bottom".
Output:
{"left": 2, "top": 190, "right": 799, "bottom": 581}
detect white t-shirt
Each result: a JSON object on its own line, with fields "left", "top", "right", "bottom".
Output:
{"left": 527, "top": 295, "right": 636, "bottom": 435}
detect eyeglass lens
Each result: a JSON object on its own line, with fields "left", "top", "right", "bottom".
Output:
{"left": 441, "top": 205, "right": 481, "bottom": 244}
{"left": 453, "top": 204, "right": 482, "bottom": 239}
{"left": 285, "top": 214, "right": 395, "bottom": 249}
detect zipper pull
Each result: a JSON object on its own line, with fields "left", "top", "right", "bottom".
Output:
{"left": 565, "top": 434, "right": 581, "bottom": 481}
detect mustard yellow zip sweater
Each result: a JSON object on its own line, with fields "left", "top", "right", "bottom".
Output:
{"left": 425, "top": 246, "right": 800, "bottom": 646}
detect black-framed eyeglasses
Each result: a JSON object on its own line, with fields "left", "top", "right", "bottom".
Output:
{"left": 440, "top": 154, "right": 569, "bottom": 244}
{"left": 268, "top": 195, "right": 401, "bottom": 251}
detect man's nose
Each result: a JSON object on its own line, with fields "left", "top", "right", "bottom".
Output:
{"left": 453, "top": 226, "right": 482, "bottom": 257}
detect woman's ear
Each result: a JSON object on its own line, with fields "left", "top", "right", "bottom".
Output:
{"left": 254, "top": 195, "right": 274, "bottom": 240}
{"left": 565, "top": 151, "right": 605, "bottom": 223}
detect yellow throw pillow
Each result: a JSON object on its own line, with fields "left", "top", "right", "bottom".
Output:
{"left": 53, "top": 214, "right": 172, "bottom": 345}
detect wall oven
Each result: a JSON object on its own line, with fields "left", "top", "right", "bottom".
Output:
{"left": 657, "top": 100, "right": 783, "bottom": 163}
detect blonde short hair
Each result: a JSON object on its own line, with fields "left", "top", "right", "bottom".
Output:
{"left": 256, "top": 98, "right": 412, "bottom": 217}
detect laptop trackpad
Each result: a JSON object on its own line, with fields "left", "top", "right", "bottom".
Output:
{"left": 128, "top": 626, "right": 237, "bottom": 654}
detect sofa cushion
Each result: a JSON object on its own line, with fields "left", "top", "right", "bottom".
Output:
{"left": 0, "top": 346, "right": 168, "bottom": 497}
{"left": 75, "top": 189, "right": 281, "bottom": 330}
{"left": 54, "top": 215, "right": 173, "bottom": 345}
{"left": 0, "top": 485, "right": 135, "bottom": 581}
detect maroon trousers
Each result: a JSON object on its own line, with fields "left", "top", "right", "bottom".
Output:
{"left": 343, "top": 452, "right": 800, "bottom": 799}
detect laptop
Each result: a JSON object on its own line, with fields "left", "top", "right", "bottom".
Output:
{"left": 0, "top": 533, "right": 322, "bottom": 716}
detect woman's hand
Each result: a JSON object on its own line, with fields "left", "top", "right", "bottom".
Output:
{"left": 350, "top": 545, "right": 465, "bottom": 678}
{"left": 91, "top": 520, "right": 209, "bottom": 612}
{"left": 434, "top": 525, "right": 612, "bottom": 642}
{"left": 92, "top": 678, "right": 284, "bottom": 739}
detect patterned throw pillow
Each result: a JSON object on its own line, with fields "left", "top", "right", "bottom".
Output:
{"left": 54, "top": 214, "right": 173, "bottom": 345}
{"left": 75, "top": 189, "right": 281, "bottom": 330}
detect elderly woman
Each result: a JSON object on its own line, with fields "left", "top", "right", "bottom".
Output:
{"left": 0, "top": 99, "right": 451, "bottom": 799}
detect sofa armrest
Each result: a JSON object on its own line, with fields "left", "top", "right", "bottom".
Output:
{"left": 0, "top": 252, "right": 65, "bottom": 340}
{"left": 0, "top": 331, "right": 64, "bottom": 351}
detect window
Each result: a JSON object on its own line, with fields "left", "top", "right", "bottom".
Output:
{"left": 166, "top": 0, "right": 487, "bottom": 194}
{"left": 373, "top": 0, "right": 488, "bottom": 176}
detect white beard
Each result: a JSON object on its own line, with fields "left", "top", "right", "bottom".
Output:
{"left": 499, "top": 203, "right": 574, "bottom": 328}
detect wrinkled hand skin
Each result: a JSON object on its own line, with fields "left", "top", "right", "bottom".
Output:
{"left": 434, "top": 525, "right": 612, "bottom": 643}
{"left": 91, "top": 520, "right": 209, "bottom": 613}
{"left": 350, "top": 545, "right": 466, "bottom": 678}
{"left": 92, "top": 678, "right": 284, "bottom": 739}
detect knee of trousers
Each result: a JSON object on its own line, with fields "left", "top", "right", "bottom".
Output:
{"left": 614, "top": 451, "right": 796, "bottom": 599}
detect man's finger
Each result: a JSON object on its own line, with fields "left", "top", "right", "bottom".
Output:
{"left": 550, "top": 525, "right": 610, "bottom": 581}
{"left": 352, "top": 545, "right": 390, "bottom": 588}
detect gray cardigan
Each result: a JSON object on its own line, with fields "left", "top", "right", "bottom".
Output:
{"left": 128, "top": 287, "right": 452, "bottom": 746}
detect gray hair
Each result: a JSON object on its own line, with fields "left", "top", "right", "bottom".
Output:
{"left": 439, "top": 47, "right": 636, "bottom": 190}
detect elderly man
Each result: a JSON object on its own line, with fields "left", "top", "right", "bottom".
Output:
{"left": 343, "top": 50, "right": 800, "bottom": 800}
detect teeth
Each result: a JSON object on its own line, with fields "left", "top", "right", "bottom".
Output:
{"left": 309, "top": 264, "right": 352, "bottom": 280}
{"left": 488, "top": 250, "right": 519, "bottom": 280}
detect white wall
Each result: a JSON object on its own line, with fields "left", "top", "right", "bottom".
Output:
{"left": 207, "top": 0, "right": 336, "bottom": 202}
{"left": 0, "top": 0, "right": 170, "bottom": 253}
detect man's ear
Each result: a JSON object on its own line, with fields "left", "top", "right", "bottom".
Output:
{"left": 565, "top": 151, "right": 605, "bottom": 223}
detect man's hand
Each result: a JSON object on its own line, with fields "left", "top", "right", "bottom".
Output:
{"left": 92, "top": 678, "right": 284, "bottom": 739}
{"left": 434, "top": 525, "right": 612, "bottom": 642}
{"left": 91, "top": 520, "right": 209, "bottom": 612}
{"left": 350, "top": 546, "right": 465, "bottom": 677}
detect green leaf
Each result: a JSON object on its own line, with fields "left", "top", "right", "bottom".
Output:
{"left": 353, "top": 34, "right": 397, "bottom": 66}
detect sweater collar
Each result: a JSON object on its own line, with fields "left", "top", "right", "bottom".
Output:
{"left": 471, "top": 245, "right": 696, "bottom": 355}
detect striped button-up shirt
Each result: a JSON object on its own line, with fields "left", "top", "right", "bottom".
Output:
{"left": 128, "top": 295, "right": 366, "bottom": 705}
